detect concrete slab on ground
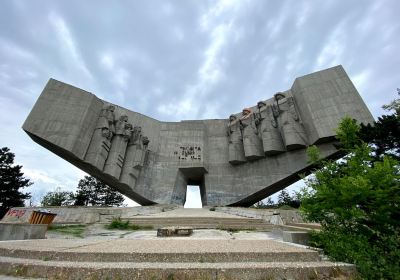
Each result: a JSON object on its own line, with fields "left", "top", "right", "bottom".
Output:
{"left": 0, "top": 223, "right": 47, "bottom": 241}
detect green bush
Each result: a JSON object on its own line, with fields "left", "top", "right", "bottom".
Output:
{"left": 300, "top": 117, "right": 400, "bottom": 280}
{"left": 106, "top": 217, "right": 153, "bottom": 230}
{"left": 106, "top": 217, "right": 130, "bottom": 229}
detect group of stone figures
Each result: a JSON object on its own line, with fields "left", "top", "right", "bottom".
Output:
{"left": 85, "top": 105, "right": 149, "bottom": 186}
{"left": 227, "top": 92, "right": 307, "bottom": 165}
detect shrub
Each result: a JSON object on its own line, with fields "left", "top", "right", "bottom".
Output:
{"left": 106, "top": 217, "right": 153, "bottom": 230}
{"left": 300, "top": 117, "right": 400, "bottom": 279}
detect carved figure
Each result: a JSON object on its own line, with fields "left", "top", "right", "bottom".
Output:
{"left": 104, "top": 115, "right": 131, "bottom": 179}
{"left": 227, "top": 115, "right": 246, "bottom": 165}
{"left": 240, "top": 108, "right": 264, "bottom": 160}
{"left": 84, "top": 105, "right": 115, "bottom": 170}
{"left": 120, "top": 127, "right": 150, "bottom": 186}
{"left": 255, "top": 101, "right": 285, "bottom": 155}
{"left": 273, "top": 93, "right": 307, "bottom": 150}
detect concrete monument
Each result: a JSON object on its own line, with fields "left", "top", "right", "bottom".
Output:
{"left": 23, "top": 65, "right": 374, "bottom": 206}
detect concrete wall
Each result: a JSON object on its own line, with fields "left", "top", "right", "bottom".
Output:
{"left": 0, "top": 223, "right": 47, "bottom": 241}
{"left": 23, "top": 65, "right": 374, "bottom": 206}
{"left": 1, "top": 206, "right": 178, "bottom": 224}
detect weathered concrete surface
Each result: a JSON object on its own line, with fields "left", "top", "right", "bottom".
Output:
{"left": 157, "top": 227, "right": 193, "bottom": 237}
{"left": 0, "top": 238, "right": 357, "bottom": 279}
{"left": 23, "top": 65, "right": 374, "bottom": 206}
{"left": 0, "top": 223, "right": 47, "bottom": 241}
{"left": 283, "top": 231, "right": 310, "bottom": 245}
{"left": 214, "top": 206, "right": 304, "bottom": 224}
{"left": 1, "top": 205, "right": 178, "bottom": 224}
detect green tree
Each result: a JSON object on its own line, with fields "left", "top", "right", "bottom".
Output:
{"left": 74, "top": 176, "right": 124, "bottom": 207}
{"left": 277, "top": 189, "right": 300, "bottom": 208}
{"left": 0, "top": 147, "right": 32, "bottom": 218}
{"left": 300, "top": 117, "right": 400, "bottom": 279}
{"left": 360, "top": 89, "right": 400, "bottom": 160}
{"left": 253, "top": 197, "right": 277, "bottom": 209}
{"left": 41, "top": 188, "right": 74, "bottom": 206}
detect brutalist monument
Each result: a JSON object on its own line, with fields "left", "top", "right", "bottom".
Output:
{"left": 23, "top": 65, "right": 374, "bottom": 206}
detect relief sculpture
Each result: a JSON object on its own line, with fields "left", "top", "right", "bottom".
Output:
{"left": 273, "top": 93, "right": 307, "bottom": 150}
{"left": 255, "top": 101, "right": 285, "bottom": 155}
{"left": 240, "top": 108, "right": 264, "bottom": 160}
{"left": 120, "top": 126, "right": 150, "bottom": 186}
{"left": 104, "top": 115, "right": 131, "bottom": 179}
{"left": 84, "top": 105, "right": 115, "bottom": 170}
{"left": 227, "top": 114, "right": 246, "bottom": 165}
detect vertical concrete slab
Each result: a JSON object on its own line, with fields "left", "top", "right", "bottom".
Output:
{"left": 22, "top": 79, "right": 103, "bottom": 160}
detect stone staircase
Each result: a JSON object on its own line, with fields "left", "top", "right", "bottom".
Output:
{"left": 0, "top": 239, "right": 357, "bottom": 279}
{"left": 0, "top": 208, "right": 356, "bottom": 279}
{"left": 119, "top": 216, "right": 274, "bottom": 230}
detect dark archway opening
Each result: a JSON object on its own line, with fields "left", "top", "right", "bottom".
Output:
{"left": 179, "top": 167, "right": 207, "bottom": 207}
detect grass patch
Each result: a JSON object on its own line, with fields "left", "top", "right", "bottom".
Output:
{"left": 216, "top": 225, "right": 239, "bottom": 232}
{"left": 278, "top": 205, "right": 295, "bottom": 210}
{"left": 47, "top": 224, "right": 86, "bottom": 238}
{"left": 217, "top": 225, "right": 257, "bottom": 232}
{"left": 105, "top": 217, "right": 153, "bottom": 231}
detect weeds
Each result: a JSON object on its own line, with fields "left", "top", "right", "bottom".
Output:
{"left": 48, "top": 224, "right": 86, "bottom": 238}
{"left": 105, "top": 217, "right": 153, "bottom": 230}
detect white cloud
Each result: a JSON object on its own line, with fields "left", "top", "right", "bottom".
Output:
{"left": 0, "top": 38, "right": 37, "bottom": 62}
{"left": 285, "top": 44, "right": 303, "bottom": 74}
{"left": 352, "top": 70, "right": 371, "bottom": 93}
{"left": 48, "top": 11, "right": 93, "bottom": 81}
{"left": 173, "top": 26, "right": 185, "bottom": 41}
{"left": 100, "top": 53, "right": 115, "bottom": 69}
{"left": 295, "top": 2, "right": 311, "bottom": 28}
{"left": 314, "top": 21, "right": 346, "bottom": 71}
{"left": 23, "top": 168, "right": 59, "bottom": 184}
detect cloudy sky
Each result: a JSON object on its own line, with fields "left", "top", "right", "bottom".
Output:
{"left": 0, "top": 0, "right": 399, "bottom": 207}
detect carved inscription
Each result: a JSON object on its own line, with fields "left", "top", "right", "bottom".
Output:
{"left": 174, "top": 145, "right": 202, "bottom": 161}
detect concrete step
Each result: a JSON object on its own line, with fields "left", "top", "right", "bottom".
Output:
{"left": 0, "top": 247, "right": 320, "bottom": 263}
{"left": 122, "top": 217, "right": 266, "bottom": 223}
{"left": 124, "top": 223, "right": 273, "bottom": 230}
{"left": 287, "top": 223, "right": 322, "bottom": 230}
{"left": 118, "top": 217, "right": 273, "bottom": 230}
{"left": 0, "top": 256, "right": 357, "bottom": 280}
{"left": 0, "top": 239, "right": 320, "bottom": 263}
{"left": 0, "top": 239, "right": 357, "bottom": 279}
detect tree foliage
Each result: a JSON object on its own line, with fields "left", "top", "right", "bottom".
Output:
{"left": 253, "top": 197, "right": 275, "bottom": 209}
{"left": 0, "top": 147, "right": 32, "bottom": 218}
{"left": 252, "top": 191, "right": 300, "bottom": 209}
{"left": 41, "top": 188, "right": 74, "bottom": 206}
{"left": 277, "top": 189, "right": 300, "bottom": 208}
{"left": 300, "top": 116, "right": 400, "bottom": 279}
{"left": 360, "top": 89, "right": 400, "bottom": 160}
{"left": 74, "top": 176, "right": 124, "bottom": 207}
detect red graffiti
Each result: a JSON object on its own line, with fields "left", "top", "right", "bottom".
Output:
{"left": 6, "top": 209, "right": 26, "bottom": 218}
